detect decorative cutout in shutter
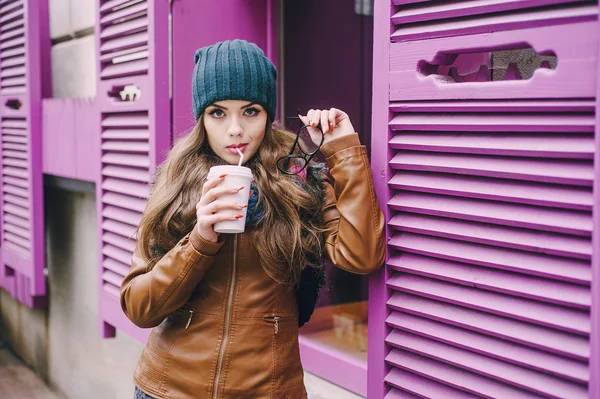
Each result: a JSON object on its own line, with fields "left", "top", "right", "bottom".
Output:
{"left": 96, "top": 0, "right": 168, "bottom": 342}
{"left": 375, "top": 1, "right": 599, "bottom": 398}
{"left": 0, "top": 0, "right": 48, "bottom": 308}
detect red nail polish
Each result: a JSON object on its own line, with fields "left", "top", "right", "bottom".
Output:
{"left": 219, "top": 174, "right": 227, "bottom": 178}
{"left": 234, "top": 214, "right": 244, "bottom": 219}
{"left": 330, "top": 123, "right": 334, "bottom": 131}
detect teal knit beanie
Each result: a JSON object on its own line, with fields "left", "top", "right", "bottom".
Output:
{"left": 192, "top": 39, "right": 277, "bottom": 122}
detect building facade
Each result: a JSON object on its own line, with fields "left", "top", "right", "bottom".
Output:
{"left": 0, "top": 1, "right": 598, "bottom": 398}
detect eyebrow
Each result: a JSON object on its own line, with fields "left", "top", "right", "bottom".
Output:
{"left": 209, "top": 102, "right": 256, "bottom": 110}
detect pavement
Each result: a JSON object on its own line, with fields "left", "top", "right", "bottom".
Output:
{"left": 0, "top": 341, "right": 61, "bottom": 399}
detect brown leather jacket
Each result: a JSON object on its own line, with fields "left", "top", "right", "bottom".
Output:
{"left": 121, "top": 133, "right": 386, "bottom": 399}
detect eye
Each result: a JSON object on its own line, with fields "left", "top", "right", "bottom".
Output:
{"left": 244, "top": 107, "right": 260, "bottom": 117}
{"left": 209, "top": 109, "right": 225, "bottom": 118}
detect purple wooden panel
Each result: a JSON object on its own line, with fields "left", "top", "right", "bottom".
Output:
{"left": 388, "top": 293, "right": 589, "bottom": 361}
{"left": 388, "top": 274, "right": 589, "bottom": 334}
{"left": 589, "top": 13, "right": 600, "bottom": 399}
{"left": 0, "top": 0, "right": 49, "bottom": 307}
{"left": 386, "top": 312, "right": 589, "bottom": 383}
{"left": 95, "top": 0, "right": 170, "bottom": 340}
{"left": 389, "top": 213, "right": 592, "bottom": 259}
{"left": 387, "top": 330, "right": 588, "bottom": 398}
{"left": 390, "top": 22, "right": 598, "bottom": 101}
{"left": 388, "top": 192, "right": 593, "bottom": 236}
{"left": 389, "top": 113, "right": 595, "bottom": 132}
{"left": 389, "top": 233, "right": 590, "bottom": 284}
{"left": 389, "top": 171, "right": 594, "bottom": 211}
{"left": 388, "top": 253, "right": 590, "bottom": 308}
{"left": 385, "top": 368, "right": 478, "bottom": 398}
{"left": 390, "top": 152, "right": 594, "bottom": 186}
{"left": 392, "top": 4, "right": 597, "bottom": 42}
{"left": 391, "top": 0, "right": 584, "bottom": 25}
{"left": 390, "top": 133, "right": 595, "bottom": 159}
{"left": 386, "top": 349, "right": 542, "bottom": 398}
{"left": 389, "top": 100, "right": 595, "bottom": 113}
{"left": 368, "top": 0, "right": 393, "bottom": 397}
{"left": 171, "top": 0, "right": 271, "bottom": 138}
{"left": 298, "top": 335, "right": 367, "bottom": 396}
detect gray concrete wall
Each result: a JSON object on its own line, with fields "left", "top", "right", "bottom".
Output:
{"left": 1, "top": 184, "right": 144, "bottom": 399}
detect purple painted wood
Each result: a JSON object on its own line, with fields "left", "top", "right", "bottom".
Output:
{"left": 388, "top": 233, "right": 590, "bottom": 283}
{"left": 387, "top": 331, "right": 587, "bottom": 398}
{"left": 368, "top": 0, "right": 393, "bottom": 398}
{"left": 298, "top": 335, "right": 367, "bottom": 395}
{"left": 171, "top": 0, "right": 271, "bottom": 139}
{"left": 388, "top": 274, "right": 589, "bottom": 335}
{"left": 389, "top": 172, "right": 593, "bottom": 211}
{"left": 95, "top": 0, "right": 169, "bottom": 340}
{"left": 0, "top": 0, "right": 50, "bottom": 308}
{"left": 389, "top": 213, "right": 592, "bottom": 259}
{"left": 390, "top": 133, "right": 595, "bottom": 158}
{"left": 388, "top": 193, "right": 592, "bottom": 236}
{"left": 388, "top": 254, "right": 590, "bottom": 308}
{"left": 392, "top": 4, "right": 597, "bottom": 42}
{"left": 388, "top": 293, "right": 590, "bottom": 360}
{"left": 588, "top": 11, "right": 600, "bottom": 399}
{"left": 390, "top": 22, "right": 598, "bottom": 100}
{"left": 378, "top": 2, "right": 597, "bottom": 395}
{"left": 387, "top": 349, "right": 543, "bottom": 398}
{"left": 386, "top": 312, "right": 589, "bottom": 383}
{"left": 385, "top": 368, "right": 478, "bottom": 398}
{"left": 390, "top": 152, "right": 594, "bottom": 186}
{"left": 389, "top": 100, "right": 595, "bottom": 113}
{"left": 42, "top": 99, "right": 99, "bottom": 182}
{"left": 391, "top": 0, "right": 583, "bottom": 25}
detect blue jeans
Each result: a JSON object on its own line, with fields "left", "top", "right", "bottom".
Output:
{"left": 134, "top": 386, "right": 154, "bottom": 399}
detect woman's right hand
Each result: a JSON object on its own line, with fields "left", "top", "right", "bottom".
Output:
{"left": 195, "top": 175, "right": 247, "bottom": 243}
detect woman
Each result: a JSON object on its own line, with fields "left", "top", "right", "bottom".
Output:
{"left": 122, "top": 39, "right": 385, "bottom": 399}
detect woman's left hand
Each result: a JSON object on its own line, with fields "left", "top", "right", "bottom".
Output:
{"left": 298, "top": 108, "right": 355, "bottom": 147}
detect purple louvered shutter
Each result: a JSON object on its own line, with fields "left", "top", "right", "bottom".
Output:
{"left": 0, "top": 0, "right": 50, "bottom": 308}
{"left": 370, "top": 1, "right": 599, "bottom": 398}
{"left": 96, "top": 0, "right": 170, "bottom": 342}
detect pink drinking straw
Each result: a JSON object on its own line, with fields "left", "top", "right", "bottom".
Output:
{"left": 236, "top": 148, "right": 244, "bottom": 166}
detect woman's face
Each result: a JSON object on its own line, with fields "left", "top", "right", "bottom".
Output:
{"left": 203, "top": 100, "right": 267, "bottom": 165}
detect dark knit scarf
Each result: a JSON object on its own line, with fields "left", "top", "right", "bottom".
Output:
{"left": 245, "top": 163, "right": 329, "bottom": 327}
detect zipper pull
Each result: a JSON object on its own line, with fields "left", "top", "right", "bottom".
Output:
{"left": 185, "top": 309, "right": 194, "bottom": 329}
{"left": 273, "top": 316, "right": 280, "bottom": 335}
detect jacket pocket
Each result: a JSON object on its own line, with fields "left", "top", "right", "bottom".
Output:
{"left": 265, "top": 316, "right": 305, "bottom": 397}
{"left": 173, "top": 306, "right": 195, "bottom": 330}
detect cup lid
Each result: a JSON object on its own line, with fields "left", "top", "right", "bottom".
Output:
{"left": 207, "top": 165, "right": 253, "bottom": 178}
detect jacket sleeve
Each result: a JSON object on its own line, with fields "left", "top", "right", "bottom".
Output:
{"left": 120, "top": 227, "right": 224, "bottom": 328}
{"left": 319, "top": 133, "right": 386, "bottom": 274}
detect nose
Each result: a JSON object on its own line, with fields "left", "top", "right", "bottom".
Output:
{"left": 227, "top": 117, "right": 243, "bottom": 137}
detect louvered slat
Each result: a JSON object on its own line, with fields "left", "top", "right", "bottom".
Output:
{"left": 0, "top": 0, "right": 24, "bottom": 93}
{"left": 100, "top": 111, "right": 150, "bottom": 298}
{"left": 99, "top": 0, "right": 148, "bottom": 80}
{"left": 384, "top": 101, "right": 593, "bottom": 396}
{"left": 391, "top": 1, "right": 597, "bottom": 42}
{"left": 1, "top": 117, "right": 29, "bottom": 257}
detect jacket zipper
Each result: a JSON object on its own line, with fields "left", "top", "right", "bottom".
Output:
{"left": 212, "top": 233, "right": 238, "bottom": 399}
{"left": 184, "top": 309, "right": 194, "bottom": 330}
{"left": 264, "top": 316, "right": 280, "bottom": 335}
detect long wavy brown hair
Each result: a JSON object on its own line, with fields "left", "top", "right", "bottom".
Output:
{"left": 136, "top": 114, "right": 325, "bottom": 287}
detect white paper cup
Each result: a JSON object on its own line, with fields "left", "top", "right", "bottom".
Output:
{"left": 207, "top": 165, "right": 254, "bottom": 234}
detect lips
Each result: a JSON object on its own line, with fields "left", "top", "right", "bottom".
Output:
{"left": 226, "top": 143, "right": 248, "bottom": 154}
